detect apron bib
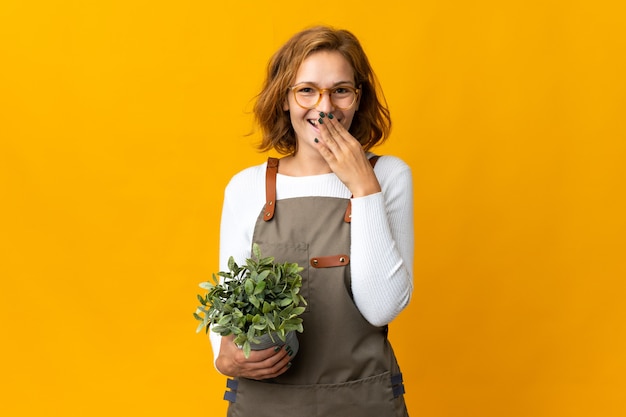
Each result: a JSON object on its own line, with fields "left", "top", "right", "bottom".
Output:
{"left": 225, "top": 157, "right": 408, "bottom": 417}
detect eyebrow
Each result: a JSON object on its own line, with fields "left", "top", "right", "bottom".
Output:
{"left": 294, "top": 81, "right": 355, "bottom": 87}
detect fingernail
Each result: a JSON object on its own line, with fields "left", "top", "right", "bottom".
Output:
{"left": 328, "top": 113, "right": 334, "bottom": 119}
{"left": 287, "top": 362, "right": 292, "bottom": 368}
{"left": 318, "top": 118, "right": 324, "bottom": 124}
{"left": 314, "top": 138, "right": 319, "bottom": 143}
{"left": 274, "top": 346, "right": 281, "bottom": 352}
{"left": 319, "top": 112, "right": 326, "bottom": 118}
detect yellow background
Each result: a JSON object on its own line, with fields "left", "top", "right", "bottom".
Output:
{"left": 1, "top": 1, "right": 625, "bottom": 416}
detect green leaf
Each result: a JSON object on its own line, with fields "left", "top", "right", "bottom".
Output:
{"left": 247, "top": 325, "right": 256, "bottom": 338}
{"left": 242, "top": 341, "right": 251, "bottom": 358}
{"left": 290, "top": 306, "right": 306, "bottom": 316}
{"left": 277, "top": 297, "right": 293, "bottom": 307}
{"left": 256, "top": 269, "right": 270, "bottom": 281}
{"left": 211, "top": 325, "right": 229, "bottom": 335}
{"left": 254, "top": 280, "right": 266, "bottom": 295}
{"left": 284, "top": 323, "right": 302, "bottom": 332}
{"left": 195, "top": 322, "right": 206, "bottom": 334}
{"left": 252, "top": 243, "right": 262, "bottom": 259}
{"left": 262, "top": 301, "right": 273, "bottom": 314}
{"left": 244, "top": 278, "right": 254, "bottom": 295}
{"left": 234, "top": 333, "right": 246, "bottom": 345}
{"left": 266, "top": 319, "right": 276, "bottom": 330}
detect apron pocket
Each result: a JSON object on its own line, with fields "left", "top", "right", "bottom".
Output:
{"left": 228, "top": 372, "right": 399, "bottom": 417}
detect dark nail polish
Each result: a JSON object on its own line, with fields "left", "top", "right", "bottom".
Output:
{"left": 318, "top": 118, "right": 324, "bottom": 124}
{"left": 274, "top": 346, "right": 281, "bottom": 352}
{"left": 314, "top": 138, "right": 319, "bottom": 143}
{"left": 287, "top": 362, "right": 292, "bottom": 368}
{"left": 328, "top": 113, "right": 334, "bottom": 119}
{"left": 319, "top": 112, "right": 326, "bottom": 118}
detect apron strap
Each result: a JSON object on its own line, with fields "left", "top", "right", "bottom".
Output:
{"left": 391, "top": 373, "right": 406, "bottom": 398}
{"left": 263, "top": 157, "right": 279, "bottom": 221}
{"left": 223, "top": 378, "right": 239, "bottom": 403}
{"left": 344, "top": 155, "right": 381, "bottom": 223}
{"left": 264, "top": 155, "right": 381, "bottom": 223}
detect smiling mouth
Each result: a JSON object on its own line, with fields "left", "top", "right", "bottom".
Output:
{"left": 308, "top": 118, "right": 339, "bottom": 127}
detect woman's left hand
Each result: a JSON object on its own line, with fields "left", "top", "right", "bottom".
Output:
{"left": 315, "top": 112, "right": 381, "bottom": 197}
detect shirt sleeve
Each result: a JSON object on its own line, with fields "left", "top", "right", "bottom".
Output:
{"left": 349, "top": 156, "right": 414, "bottom": 326}
{"left": 209, "top": 164, "right": 265, "bottom": 367}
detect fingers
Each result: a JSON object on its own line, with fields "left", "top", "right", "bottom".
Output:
{"left": 241, "top": 345, "right": 293, "bottom": 380}
{"left": 316, "top": 111, "right": 367, "bottom": 164}
{"left": 249, "top": 347, "right": 293, "bottom": 380}
{"left": 316, "top": 112, "right": 358, "bottom": 165}
{"left": 313, "top": 111, "right": 381, "bottom": 197}
{"left": 317, "top": 112, "right": 349, "bottom": 152}
{"left": 216, "top": 338, "right": 294, "bottom": 380}
{"left": 323, "top": 112, "right": 348, "bottom": 139}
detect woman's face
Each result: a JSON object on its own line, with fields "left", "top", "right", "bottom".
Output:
{"left": 284, "top": 50, "right": 359, "bottom": 151}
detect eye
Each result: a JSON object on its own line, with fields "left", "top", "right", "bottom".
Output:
{"left": 333, "top": 86, "right": 353, "bottom": 95}
{"left": 294, "top": 85, "right": 318, "bottom": 95}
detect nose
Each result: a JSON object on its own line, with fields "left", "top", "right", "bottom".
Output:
{"left": 316, "top": 91, "right": 335, "bottom": 114}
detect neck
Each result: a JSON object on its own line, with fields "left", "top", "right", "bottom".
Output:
{"left": 278, "top": 151, "right": 332, "bottom": 176}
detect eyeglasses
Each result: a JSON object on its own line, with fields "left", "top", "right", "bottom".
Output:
{"left": 289, "top": 83, "right": 360, "bottom": 110}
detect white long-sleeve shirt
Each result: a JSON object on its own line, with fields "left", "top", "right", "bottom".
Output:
{"left": 210, "top": 154, "right": 414, "bottom": 362}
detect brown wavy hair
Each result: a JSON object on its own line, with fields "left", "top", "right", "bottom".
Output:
{"left": 253, "top": 26, "right": 391, "bottom": 155}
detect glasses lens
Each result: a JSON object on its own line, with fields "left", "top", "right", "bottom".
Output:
{"left": 331, "top": 87, "right": 357, "bottom": 109}
{"left": 293, "top": 86, "right": 319, "bottom": 108}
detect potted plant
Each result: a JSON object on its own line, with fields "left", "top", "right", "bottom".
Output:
{"left": 194, "top": 243, "right": 307, "bottom": 358}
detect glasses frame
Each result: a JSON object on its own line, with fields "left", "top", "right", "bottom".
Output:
{"left": 288, "top": 84, "right": 360, "bottom": 110}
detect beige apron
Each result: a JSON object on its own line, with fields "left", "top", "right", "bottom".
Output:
{"left": 224, "top": 157, "right": 408, "bottom": 417}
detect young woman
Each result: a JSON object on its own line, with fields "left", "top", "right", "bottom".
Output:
{"left": 210, "top": 25, "right": 414, "bottom": 417}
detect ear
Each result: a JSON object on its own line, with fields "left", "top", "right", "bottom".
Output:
{"left": 283, "top": 96, "right": 290, "bottom": 111}
{"left": 355, "top": 84, "right": 362, "bottom": 111}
